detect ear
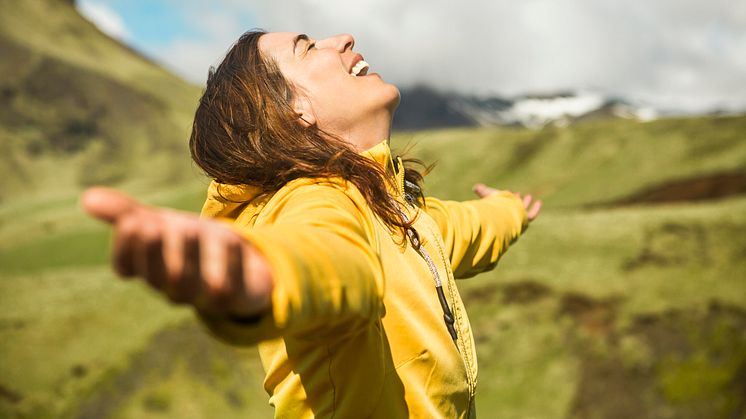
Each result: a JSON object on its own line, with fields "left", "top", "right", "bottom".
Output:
{"left": 293, "top": 96, "right": 316, "bottom": 128}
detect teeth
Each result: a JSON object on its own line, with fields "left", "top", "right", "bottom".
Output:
{"left": 350, "top": 60, "right": 370, "bottom": 77}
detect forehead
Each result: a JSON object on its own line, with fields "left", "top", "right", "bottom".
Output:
{"left": 258, "top": 32, "right": 303, "bottom": 64}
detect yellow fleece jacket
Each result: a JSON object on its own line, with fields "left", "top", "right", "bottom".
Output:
{"left": 198, "top": 140, "right": 528, "bottom": 418}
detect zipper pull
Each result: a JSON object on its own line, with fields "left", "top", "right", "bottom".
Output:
{"left": 436, "top": 285, "right": 458, "bottom": 342}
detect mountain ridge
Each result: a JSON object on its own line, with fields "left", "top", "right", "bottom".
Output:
{"left": 393, "top": 85, "right": 661, "bottom": 131}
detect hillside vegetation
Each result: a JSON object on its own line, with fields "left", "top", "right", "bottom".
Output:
{"left": 2, "top": 114, "right": 744, "bottom": 418}
{"left": 0, "top": 0, "right": 201, "bottom": 202}
{"left": 1, "top": 1, "right": 745, "bottom": 418}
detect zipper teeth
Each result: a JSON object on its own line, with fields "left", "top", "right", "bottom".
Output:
{"left": 395, "top": 157, "right": 406, "bottom": 195}
{"left": 407, "top": 229, "right": 442, "bottom": 287}
{"left": 394, "top": 200, "right": 476, "bottom": 400}
{"left": 394, "top": 202, "right": 440, "bottom": 287}
{"left": 428, "top": 227, "right": 477, "bottom": 399}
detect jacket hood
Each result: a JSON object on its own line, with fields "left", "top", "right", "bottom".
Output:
{"left": 200, "top": 139, "right": 404, "bottom": 219}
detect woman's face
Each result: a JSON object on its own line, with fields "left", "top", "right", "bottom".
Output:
{"left": 258, "top": 32, "right": 400, "bottom": 139}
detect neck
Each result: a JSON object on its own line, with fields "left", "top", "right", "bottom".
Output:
{"left": 337, "top": 108, "right": 393, "bottom": 152}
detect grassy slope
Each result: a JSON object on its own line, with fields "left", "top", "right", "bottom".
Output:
{"left": 0, "top": 0, "right": 197, "bottom": 112}
{"left": 0, "top": 0, "right": 202, "bottom": 203}
{"left": 0, "top": 1, "right": 239, "bottom": 417}
{"left": 1, "top": 114, "right": 744, "bottom": 418}
{"left": 392, "top": 119, "right": 746, "bottom": 417}
{"left": 401, "top": 115, "right": 746, "bottom": 207}
{"left": 0, "top": 2, "right": 744, "bottom": 416}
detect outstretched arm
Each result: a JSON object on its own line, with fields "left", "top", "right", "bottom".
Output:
{"left": 424, "top": 183, "right": 541, "bottom": 279}
{"left": 83, "top": 182, "right": 384, "bottom": 345}
{"left": 82, "top": 187, "right": 273, "bottom": 319}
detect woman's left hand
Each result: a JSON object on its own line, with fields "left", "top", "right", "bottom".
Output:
{"left": 472, "top": 183, "right": 542, "bottom": 221}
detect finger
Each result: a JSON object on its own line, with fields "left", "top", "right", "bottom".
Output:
{"left": 225, "top": 239, "right": 250, "bottom": 314}
{"left": 527, "top": 200, "right": 543, "bottom": 221}
{"left": 138, "top": 218, "right": 167, "bottom": 290}
{"left": 169, "top": 225, "right": 201, "bottom": 304}
{"left": 161, "top": 218, "right": 196, "bottom": 303}
{"left": 162, "top": 220, "right": 183, "bottom": 284}
{"left": 237, "top": 243, "right": 275, "bottom": 315}
{"left": 112, "top": 215, "right": 139, "bottom": 278}
{"left": 522, "top": 194, "right": 532, "bottom": 209}
{"left": 81, "top": 187, "right": 145, "bottom": 224}
{"left": 473, "top": 183, "right": 497, "bottom": 199}
{"left": 199, "top": 226, "right": 234, "bottom": 303}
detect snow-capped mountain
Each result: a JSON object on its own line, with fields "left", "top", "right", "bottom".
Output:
{"left": 455, "top": 91, "right": 658, "bottom": 128}
{"left": 393, "top": 86, "right": 658, "bottom": 130}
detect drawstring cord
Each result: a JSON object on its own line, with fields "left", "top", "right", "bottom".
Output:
{"left": 394, "top": 201, "right": 458, "bottom": 343}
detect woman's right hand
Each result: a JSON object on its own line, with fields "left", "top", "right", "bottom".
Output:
{"left": 81, "top": 187, "right": 273, "bottom": 319}
{"left": 472, "top": 183, "right": 542, "bottom": 221}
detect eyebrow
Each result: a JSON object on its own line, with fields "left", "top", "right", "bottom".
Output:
{"left": 292, "top": 34, "right": 310, "bottom": 54}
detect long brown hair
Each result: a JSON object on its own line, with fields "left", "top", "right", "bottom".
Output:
{"left": 189, "top": 30, "right": 427, "bottom": 239}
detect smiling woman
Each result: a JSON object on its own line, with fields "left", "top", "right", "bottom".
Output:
{"left": 257, "top": 31, "right": 399, "bottom": 149}
{"left": 83, "top": 29, "right": 541, "bottom": 418}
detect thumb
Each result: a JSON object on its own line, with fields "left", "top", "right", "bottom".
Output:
{"left": 81, "top": 187, "right": 145, "bottom": 223}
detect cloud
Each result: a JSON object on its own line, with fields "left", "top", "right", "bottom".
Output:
{"left": 148, "top": 4, "right": 252, "bottom": 84}
{"left": 246, "top": 0, "right": 746, "bottom": 112}
{"left": 97, "top": 0, "right": 746, "bottom": 113}
{"left": 156, "top": 38, "right": 236, "bottom": 84}
{"left": 77, "top": 0, "right": 131, "bottom": 41}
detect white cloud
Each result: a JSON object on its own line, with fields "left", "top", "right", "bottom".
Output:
{"left": 77, "top": 0, "right": 130, "bottom": 41}
{"left": 245, "top": 0, "right": 746, "bottom": 113}
{"left": 111, "top": 0, "right": 746, "bottom": 113}
{"left": 156, "top": 39, "right": 235, "bottom": 84}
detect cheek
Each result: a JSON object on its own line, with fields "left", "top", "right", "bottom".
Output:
{"left": 299, "top": 74, "right": 358, "bottom": 114}
{"left": 294, "top": 73, "right": 349, "bottom": 109}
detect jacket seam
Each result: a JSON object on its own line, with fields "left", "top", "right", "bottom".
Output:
{"left": 327, "top": 343, "right": 337, "bottom": 418}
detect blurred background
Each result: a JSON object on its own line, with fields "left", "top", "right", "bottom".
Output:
{"left": 1, "top": 0, "right": 744, "bottom": 418}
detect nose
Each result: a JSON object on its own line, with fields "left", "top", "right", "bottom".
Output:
{"left": 317, "top": 33, "right": 354, "bottom": 52}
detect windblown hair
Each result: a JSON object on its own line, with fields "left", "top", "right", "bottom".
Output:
{"left": 189, "top": 30, "right": 428, "bottom": 239}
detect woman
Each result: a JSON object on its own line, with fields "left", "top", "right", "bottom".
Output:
{"left": 84, "top": 30, "right": 541, "bottom": 418}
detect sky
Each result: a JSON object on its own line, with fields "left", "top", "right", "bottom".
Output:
{"left": 77, "top": 0, "right": 746, "bottom": 114}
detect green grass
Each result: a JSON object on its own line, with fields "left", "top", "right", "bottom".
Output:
{"left": 0, "top": 0, "right": 201, "bottom": 203}
{"left": 0, "top": 0, "right": 199, "bottom": 110}
{"left": 0, "top": 2, "right": 744, "bottom": 416}
{"left": 393, "top": 115, "right": 746, "bottom": 207}
{"left": 0, "top": 267, "right": 189, "bottom": 418}
{"left": 2, "top": 116, "right": 745, "bottom": 418}
{"left": 0, "top": 229, "right": 109, "bottom": 274}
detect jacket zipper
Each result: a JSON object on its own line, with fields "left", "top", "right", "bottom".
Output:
{"left": 427, "top": 224, "right": 478, "bottom": 408}
{"left": 402, "top": 220, "right": 458, "bottom": 342}
{"left": 393, "top": 157, "right": 476, "bottom": 409}
{"left": 394, "top": 201, "right": 477, "bottom": 407}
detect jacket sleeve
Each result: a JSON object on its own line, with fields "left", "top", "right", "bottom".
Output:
{"left": 198, "top": 181, "right": 384, "bottom": 346}
{"left": 423, "top": 191, "right": 528, "bottom": 279}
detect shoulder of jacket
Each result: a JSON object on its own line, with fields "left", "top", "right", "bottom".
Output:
{"left": 249, "top": 177, "right": 373, "bottom": 225}
{"left": 275, "top": 176, "right": 365, "bottom": 203}
{"left": 246, "top": 177, "right": 382, "bottom": 251}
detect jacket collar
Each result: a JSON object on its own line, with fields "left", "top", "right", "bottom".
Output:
{"left": 361, "top": 139, "right": 406, "bottom": 197}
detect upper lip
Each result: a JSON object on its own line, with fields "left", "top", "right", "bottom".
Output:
{"left": 348, "top": 53, "right": 364, "bottom": 73}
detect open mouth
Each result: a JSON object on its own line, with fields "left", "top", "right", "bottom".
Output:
{"left": 350, "top": 60, "right": 370, "bottom": 77}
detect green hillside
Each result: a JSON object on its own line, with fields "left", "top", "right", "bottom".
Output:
{"left": 2, "top": 115, "right": 744, "bottom": 418}
{"left": 405, "top": 116, "right": 746, "bottom": 207}
{"left": 1, "top": 1, "right": 745, "bottom": 418}
{"left": 0, "top": 0, "right": 201, "bottom": 202}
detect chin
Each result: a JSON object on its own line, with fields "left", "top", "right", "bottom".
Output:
{"left": 383, "top": 84, "right": 401, "bottom": 113}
